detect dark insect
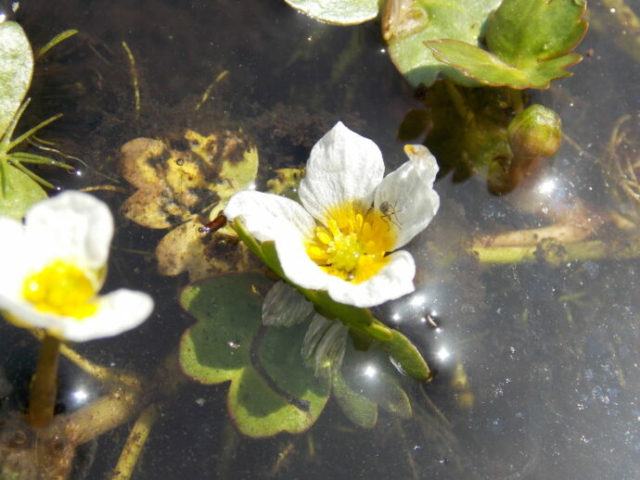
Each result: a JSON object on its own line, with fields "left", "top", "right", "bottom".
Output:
{"left": 379, "top": 201, "right": 402, "bottom": 226}
{"left": 199, "top": 212, "right": 227, "bottom": 234}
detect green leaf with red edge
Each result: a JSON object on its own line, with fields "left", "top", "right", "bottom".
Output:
{"left": 179, "top": 273, "right": 330, "bottom": 438}
{"left": 426, "top": 0, "right": 588, "bottom": 89}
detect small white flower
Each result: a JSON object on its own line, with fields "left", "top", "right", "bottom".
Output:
{"left": 0, "top": 191, "right": 154, "bottom": 341}
{"left": 226, "top": 122, "right": 440, "bottom": 308}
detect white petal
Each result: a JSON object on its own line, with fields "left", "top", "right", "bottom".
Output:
{"left": 0, "top": 289, "right": 153, "bottom": 342}
{"left": 326, "top": 250, "right": 416, "bottom": 308}
{"left": 262, "top": 281, "right": 314, "bottom": 327}
{"left": 299, "top": 122, "right": 384, "bottom": 223}
{"left": 63, "top": 289, "right": 154, "bottom": 341}
{"left": 0, "top": 217, "right": 30, "bottom": 301}
{"left": 226, "top": 191, "right": 330, "bottom": 291}
{"left": 374, "top": 144, "right": 440, "bottom": 249}
{"left": 25, "top": 191, "right": 114, "bottom": 272}
{"left": 225, "top": 190, "right": 315, "bottom": 243}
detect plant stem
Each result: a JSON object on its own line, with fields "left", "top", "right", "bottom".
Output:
{"left": 472, "top": 235, "right": 640, "bottom": 264}
{"left": 66, "top": 384, "right": 144, "bottom": 445}
{"left": 28, "top": 333, "right": 61, "bottom": 428}
{"left": 108, "top": 404, "right": 159, "bottom": 480}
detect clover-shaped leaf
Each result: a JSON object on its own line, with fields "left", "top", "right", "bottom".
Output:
{"left": 426, "top": 0, "right": 588, "bottom": 89}
{"left": 179, "top": 273, "right": 330, "bottom": 438}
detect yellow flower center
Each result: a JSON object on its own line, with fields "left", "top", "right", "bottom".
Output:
{"left": 22, "top": 260, "right": 99, "bottom": 319}
{"left": 305, "top": 202, "right": 397, "bottom": 283}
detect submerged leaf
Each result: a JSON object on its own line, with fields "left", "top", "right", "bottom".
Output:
{"left": 332, "top": 369, "right": 378, "bottom": 428}
{"left": 119, "top": 130, "right": 257, "bottom": 229}
{"left": 179, "top": 273, "right": 330, "bottom": 438}
{"left": 336, "top": 344, "right": 413, "bottom": 423}
{"left": 119, "top": 129, "right": 258, "bottom": 280}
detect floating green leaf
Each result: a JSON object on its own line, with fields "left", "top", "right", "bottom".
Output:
{"left": 0, "top": 21, "right": 32, "bottom": 136}
{"left": 0, "top": 22, "right": 63, "bottom": 218}
{"left": 179, "top": 273, "right": 330, "bottom": 438}
{"left": 383, "top": 0, "right": 502, "bottom": 87}
{"left": 382, "top": 329, "right": 433, "bottom": 382}
{"left": 0, "top": 162, "right": 47, "bottom": 220}
{"left": 284, "top": 0, "right": 380, "bottom": 25}
{"left": 426, "top": 0, "right": 588, "bottom": 89}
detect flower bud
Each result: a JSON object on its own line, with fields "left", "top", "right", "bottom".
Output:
{"left": 508, "top": 105, "right": 562, "bottom": 158}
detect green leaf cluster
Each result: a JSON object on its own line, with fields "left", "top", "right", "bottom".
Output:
{"left": 384, "top": 0, "right": 502, "bottom": 87}
{"left": 179, "top": 273, "right": 330, "bottom": 438}
{"left": 384, "top": 0, "right": 587, "bottom": 89}
{"left": 426, "top": 0, "right": 588, "bottom": 89}
{"left": 179, "top": 272, "right": 421, "bottom": 435}
{"left": 232, "top": 218, "right": 433, "bottom": 381}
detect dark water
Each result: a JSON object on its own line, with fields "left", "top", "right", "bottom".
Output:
{"left": 1, "top": 0, "right": 640, "bottom": 479}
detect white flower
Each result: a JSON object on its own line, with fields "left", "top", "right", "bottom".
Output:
{"left": 0, "top": 191, "right": 154, "bottom": 341}
{"left": 226, "top": 122, "right": 440, "bottom": 308}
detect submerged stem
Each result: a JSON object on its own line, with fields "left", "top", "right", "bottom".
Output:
{"left": 472, "top": 235, "right": 640, "bottom": 264}
{"left": 108, "top": 404, "right": 159, "bottom": 480}
{"left": 28, "top": 334, "right": 61, "bottom": 429}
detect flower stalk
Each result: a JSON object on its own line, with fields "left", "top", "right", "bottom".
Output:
{"left": 27, "top": 333, "right": 61, "bottom": 428}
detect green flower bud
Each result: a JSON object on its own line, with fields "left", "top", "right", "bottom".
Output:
{"left": 508, "top": 105, "right": 562, "bottom": 158}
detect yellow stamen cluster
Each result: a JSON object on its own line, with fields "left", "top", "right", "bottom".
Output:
{"left": 305, "top": 202, "right": 397, "bottom": 283}
{"left": 22, "top": 260, "right": 98, "bottom": 319}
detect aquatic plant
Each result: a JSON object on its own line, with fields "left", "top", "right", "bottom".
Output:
{"left": 178, "top": 123, "right": 438, "bottom": 437}
{"left": 284, "top": 0, "right": 588, "bottom": 194}
{"left": 0, "top": 191, "right": 153, "bottom": 429}
{"left": 226, "top": 122, "right": 439, "bottom": 308}
{"left": 226, "top": 123, "right": 438, "bottom": 372}
{"left": 0, "top": 191, "right": 153, "bottom": 341}
{"left": 0, "top": 21, "right": 80, "bottom": 220}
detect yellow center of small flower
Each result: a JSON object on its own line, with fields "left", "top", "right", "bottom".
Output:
{"left": 22, "top": 260, "right": 99, "bottom": 319}
{"left": 305, "top": 202, "right": 397, "bottom": 283}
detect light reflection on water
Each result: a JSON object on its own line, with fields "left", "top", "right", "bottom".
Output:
{"left": 0, "top": 0, "right": 639, "bottom": 479}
